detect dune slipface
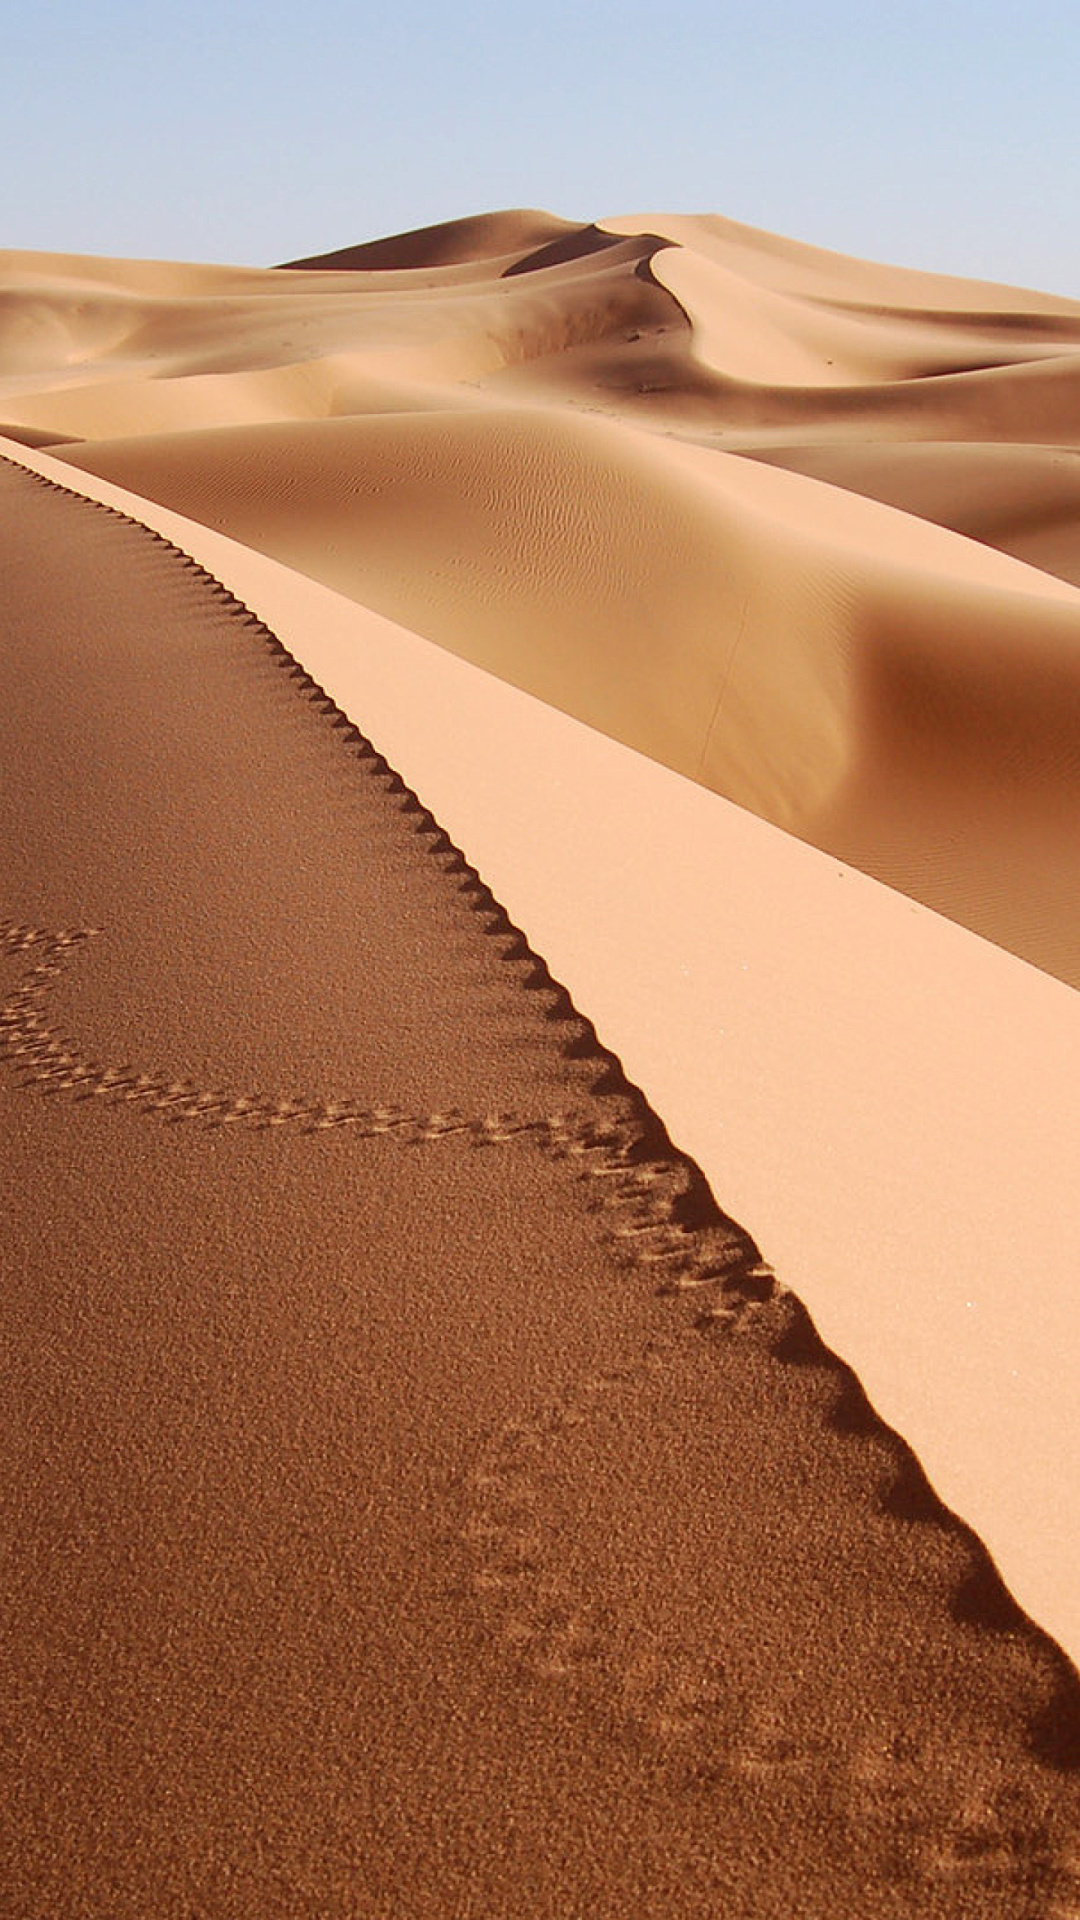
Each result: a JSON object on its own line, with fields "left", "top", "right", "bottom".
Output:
{"left": 3, "top": 455, "right": 1080, "bottom": 1917}
{"left": 3, "top": 210, "right": 1080, "bottom": 984}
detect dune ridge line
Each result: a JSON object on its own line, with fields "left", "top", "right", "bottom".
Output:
{"left": 6, "top": 450, "right": 1079, "bottom": 1687}
{"left": 0, "top": 454, "right": 777, "bottom": 1336}
{"left": 6, "top": 449, "right": 1080, "bottom": 1910}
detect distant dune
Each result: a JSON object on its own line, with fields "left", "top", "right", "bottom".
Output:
{"left": 4, "top": 208, "right": 1078, "bottom": 985}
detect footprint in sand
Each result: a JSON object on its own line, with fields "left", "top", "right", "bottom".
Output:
{"left": 457, "top": 1336, "right": 1080, "bottom": 1907}
{"left": 844, "top": 1730, "right": 1080, "bottom": 1905}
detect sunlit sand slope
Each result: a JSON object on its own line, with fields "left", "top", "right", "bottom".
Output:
{"left": 3, "top": 208, "right": 1078, "bottom": 981}
{"left": 4, "top": 450, "right": 1080, "bottom": 1916}
{"left": 52, "top": 406, "right": 1080, "bottom": 987}
{"left": 744, "top": 442, "right": 1080, "bottom": 588}
{"left": 8, "top": 436, "right": 1080, "bottom": 1684}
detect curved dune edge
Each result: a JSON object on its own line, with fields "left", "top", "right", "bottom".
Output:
{"left": 7, "top": 431, "right": 1079, "bottom": 1675}
{"left": 6, "top": 219, "right": 1080, "bottom": 991}
{"left": 601, "top": 209, "right": 1080, "bottom": 364}
{"left": 741, "top": 441, "right": 1080, "bottom": 591}
{"left": 50, "top": 403, "right": 1080, "bottom": 989}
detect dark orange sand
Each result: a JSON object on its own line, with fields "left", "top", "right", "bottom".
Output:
{"left": 2, "top": 458, "right": 1080, "bottom": 1916}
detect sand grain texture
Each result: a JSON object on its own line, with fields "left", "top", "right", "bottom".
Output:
{"left": 3, "top": 201, "right": 1080, "bottom": 1914}
{"left": 4, "top": 460, "right": 1080, "bottom": 1916}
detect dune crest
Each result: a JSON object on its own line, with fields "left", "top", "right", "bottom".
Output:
{"left": 281, "top": 206, "right": 582, "bottom": 271}
{"left": 3, "top": 204, "right": 1077, "bottom": 985}
{"left": 4, "top": 444, "right": 1080, "bottom": 1917}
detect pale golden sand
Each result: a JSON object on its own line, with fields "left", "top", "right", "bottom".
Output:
{"left": 4, "top": 210, "right": 1079, "bottom": 982}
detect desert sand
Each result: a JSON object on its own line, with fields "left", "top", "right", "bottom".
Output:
{"left": 2, "top": 208, "right": 1080, "bottom": 1915}
{"left": 4, "top": 211, "right": 1080, "bottom": 983}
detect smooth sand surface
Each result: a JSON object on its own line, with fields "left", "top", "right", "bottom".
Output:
{"left": 744, "top": 442, "right": 1080, "bottom": 590}
{"left": 7, "top": 454, "right": 1080, "bottom": 1916}
{"left": 5, "top": 212, "right": 1077, "bottom": 985}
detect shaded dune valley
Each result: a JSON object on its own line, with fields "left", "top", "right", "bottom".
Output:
{"left": 2, "top": 203, "right": 1080, "bottom": 1919}
{"left": 5, "top": 207, "right": 1080, "bottom": 984}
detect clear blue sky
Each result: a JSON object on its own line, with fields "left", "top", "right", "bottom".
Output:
{"left": 6, "top": 0, "right": 1078, "bottom": 297}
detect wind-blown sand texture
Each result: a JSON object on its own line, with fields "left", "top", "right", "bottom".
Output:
{"left": 4, "top": 209, "right": 1080, "bottom": 983}
{"left": 2, "top": 207, "right": 1080, "bottom": 1914}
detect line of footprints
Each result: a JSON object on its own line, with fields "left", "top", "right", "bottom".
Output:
{"left": 0, "top": 918, "right": 776, "bottom": 1322}
{"left": 5, "top": 918, "right": 1076, "bottom": 1906}
{"left": 458, "top": 1348, "right": 1080, "bottom": 1909}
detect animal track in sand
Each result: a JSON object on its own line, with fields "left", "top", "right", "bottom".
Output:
{"left": 6, "top": 956, "right": 1076, "bottom": 1900}
{"left": 848, "top": 1733, "right": 1080, "bottom": 1908}
{"left": 6, "top": 461, "right": 1077, "bottom": 1908}
{"left": 0, "top": 914, "right": 775, "bottom": 1311}
{"left": 6, "top": 913, "right": 1076, "bottom": 1899}
{"left": 6, "top": 924, "right": 1073, "bottom": 1907}
{"left": 456, "top": 1327, "right": 1080, "bottom": 1906}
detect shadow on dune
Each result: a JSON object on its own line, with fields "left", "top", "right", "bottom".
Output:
{"left": 772, "top": 1303, "right": 1080, "bottom": 1770}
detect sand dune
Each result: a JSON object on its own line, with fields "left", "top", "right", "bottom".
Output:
{"left": 3, "top": 201, "right": 1080, "bottom": 1911}
{"left": 50, "top": 404, "right": 1080, "bottom": 985}
{"left": 12, "top": 430, "right": 1079, "bottom": 1653}
{"left": 282, "top": 206, "right": 585, "bottom": 269}
{"left": 5, "top": 440, "right": 1080, "bottom": 1917}
{"left": 744, "top": 441, "right": 1080, "bottom": 587}
{"left": 3, "top": 208, "right": 1078, "bottom": 983}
